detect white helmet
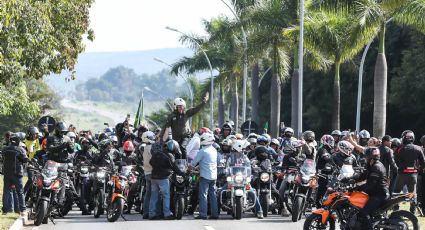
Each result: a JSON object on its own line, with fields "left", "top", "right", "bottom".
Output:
{"left": 110, "top": 135, "right": 118, "bottom": 143}
{"left": 173, "top": 98, "right": 186, "bottom": 109}
{"left": 142, "top": 131, "right": 156, "bottom": 144}
{"left": 200, "top": 132, "right": 215, "bottom": 146}
{"left": 232, "top": 140, "right": 245, "bottom": 153}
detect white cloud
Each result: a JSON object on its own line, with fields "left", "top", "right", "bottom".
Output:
{"left": 84, "top": 0, "right": 232, "bottom": 52}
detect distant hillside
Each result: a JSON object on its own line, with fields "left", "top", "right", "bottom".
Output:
{"left": 45, "top": 48, "right": 193, "bottom": 97}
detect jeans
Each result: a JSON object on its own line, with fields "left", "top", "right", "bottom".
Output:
{"left": 149, "top": 179, "right": 171, "bottom": 217}
{"left": 143, "top": 174, "right": 152, "bottom": 215}
{"left": 359, "top": 196, "right": 386, "bottom": 230}
{"left": 3, "top": 175, "right": 25, "bottom": 212}
{"left": 199, "top": 177, "right": 218, "bottom": 218}
{"left": 24, "top": 168, "right": 33, "bottom": 195}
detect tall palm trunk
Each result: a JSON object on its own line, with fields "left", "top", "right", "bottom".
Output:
{"left": 373, "top": 25, "right": 387, "bottom": 138}
{"left": 251, "top": 61, "right": 260, "bottom": 124}
{"left": 270, "top": 45, "right": 281, "bottom": 137}
{"left": 332, "top": 62, "right": 341, "bottom": 130}
{"left": 291, "top": 47, "right": 299, "bottom": 131}
{"left": 218, "top": 83, "right": 225, "bottom": 127}
{"left": 231, "top": 79, "right": 239, "bottom": 129}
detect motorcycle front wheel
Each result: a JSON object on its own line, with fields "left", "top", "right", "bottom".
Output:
{"left": 34, "top": 200, "right": 48, "bottom": 226}
{"left": 107, "top": 197, "right": 124, "bottom": 222}
{"left": 174, "top": 196, "right": 185, "bottom": 220}
{"left": 234, "top": 196, "right": 243, "bottom": 220}
{"left": 303, "top": 213, "right": 335, "bottom": 230}
{"left": 93, "top": 190, "right": 105, "bottom": 218}
{"left": 292, "top": 196, "right": 304, "bottom": 222}
{"left": 260, "top": 193, "right": 269, "bottom": 217}
{"left": 389, "top": 210, "right": 420, "bottom": 230}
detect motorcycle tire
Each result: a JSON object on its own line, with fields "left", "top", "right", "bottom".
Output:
{"left": 175, "top": 196, "right": 185, "bottom": 220}
{"left": 60, "top": 191, "right": 74, "bottom": 216}
{"left": 389, "top": 210, "right": 420, "bottom": 230}
{"left": 303, "top": 213, "right": 335, "bottom": 230}
{"left": 93, "top": 190, "right": 105, "bottom": 218}
{"left": 292, "top": 196, "right": 304, "bottom": 222}
{"left": 260, "top": 193, "right": 269, "bottom": 217}
{"left": 34, "top": 200, "right": 48, "bottom": 226}
{"left": 235, "top": 196, "right": 243, "bottom": 220}
{"left": 107, "top": 197, "right": 124, "bottom": 222}
{"left": 270, "top": 191, "right": 282, "bottom": 215}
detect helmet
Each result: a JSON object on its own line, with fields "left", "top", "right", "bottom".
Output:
{"left": 227, "top": 120, "right": 235, "bottom": 127}
{"left": 222, "top": 122, "right": 233, "bottom": 131}
{"left": 401, "top": 130, "right": 415, "bottom": 144}
{"left": 226, "top": 135, "right": 236, "bottom": 141}
{"left": 254, "top": 146, "right": 269, "bottom": 157}
{"left": 123, "top": 140, "right": 135, "bottom": 153}
{"left": 15, "top": 132, "right": 26, "bottom": 141}
{"left": 67, "top": 132, "right": 77, "bottom": 139}
{"left": 55, "top": 122, "right": 67, "bottom": 134}
{"left": 271, "top": 138, "right": 280, "bottom": 147}
{"left": 256, "top": 136, "right": 268, "bottom": 145}
{"left": 262, "top": 134, "right": 271, "bottom": 145}
{"left": 331, "top": 130, "right": 342, "bottom": 136}
{"left": 173, "top": 98, "right": 186, "bottom": 109}
{"left": 302, "top": 131, "right": 315, "bottom": 142}
{"left": 337, "top": 141, "right": 354, "bottom": 156}
{"left": 359, "top": 130, "right": 371, "bottom": 139}
{"left": 221, "top": 138, "right": 233, "bottom": 147}
{"left": 142, "top": 131, "right": 156, "bottom": 144}
{"left": 200, "top": 132, "right": 215, "bottom": 146}
{"left": 365, "top": 147, "right": 380, "bottom": 162}
{"left": 27, "top": 126, "right": 39, "bottom": 136}
{"left": 247, "top": 133, "right": 257, "bottom": 144}
{"left": 9, "top": 133, "right": 21, "bottom": 146}
{"left": 104, "top": 127, "right": 114, "bottom": 134}
{"left": 235, "top": 133, "right": 243, "bottom": 140}
{"left": 98, "top": 133, "right": 109, "bottom": 141}
{"left": 232, "top": 140, "right": 245, "bottom": 152}
{"left": 166, "top": 139, "right": 180, "bottom": 152}
{"left": 284, "top": 127, "right": 294, "bottom": 135}
{"left": 391, "top": 138, "right": 402, "bottom": 149}
{"left": 110, "top": 135, "right": 118, "bottom": 143}
{"left": 420, "top": 135, "right": 425, "bottom": 146}
{"left": 341, "top": 130, "right": 349, "bottom": 137}
{"left": 320, "top": 135, "right": 335, "bottom": 148}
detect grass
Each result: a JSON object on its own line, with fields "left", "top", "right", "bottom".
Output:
{"left": 399, "top": 202, "right": 425, "bottom": 228}
{"left": 62, "top": 107, "right": 114, "bottom": 133}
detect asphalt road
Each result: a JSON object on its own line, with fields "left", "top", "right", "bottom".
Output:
{"left": 23, "top": 210, "right": 306, "bottom": 230}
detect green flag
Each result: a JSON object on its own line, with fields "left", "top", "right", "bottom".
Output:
{"left": 134, "top": 99, "right": 142, "bottom": 128}
{"left": 263, "top": 121, "right": 268, "bottom": 133}
{"left": 140, "top": 91, "right": 144, "bottom": 123}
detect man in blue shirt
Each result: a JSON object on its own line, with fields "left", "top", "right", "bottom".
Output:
{"left": 190, "top": 132, "right": 218, "bottom": 220}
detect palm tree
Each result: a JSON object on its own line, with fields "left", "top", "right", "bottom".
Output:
{"left": 315, "top": 0, "right": 425, "bottom": 137}
{"left": 285, "top": 11, "right": 376, "bottom": 130}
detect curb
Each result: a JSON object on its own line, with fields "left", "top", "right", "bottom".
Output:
{"left": 9, "top": 214, "right": 26, "bottom": 230}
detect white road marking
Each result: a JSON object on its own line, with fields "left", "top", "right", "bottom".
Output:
{"left": 204, "top": 225, "right": 215, "bottom": 230}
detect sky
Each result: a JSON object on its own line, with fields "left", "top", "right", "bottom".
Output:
{"left": 84, "top": 0, "right": 233, "bottom": 52}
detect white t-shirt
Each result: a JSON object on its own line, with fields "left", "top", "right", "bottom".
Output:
{"left": 186, "top": 134, "right": 200, "bottom": 161}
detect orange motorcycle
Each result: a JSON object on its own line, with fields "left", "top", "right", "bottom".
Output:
{"left": 106, "top": 169, "right": 127, "bottom": 222}
{"left": 304, "top": 180, "right": 420, "bottom": 230}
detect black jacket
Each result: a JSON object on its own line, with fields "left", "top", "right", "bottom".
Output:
{"left": 394, "top": 144, "right": 425, "bottom": 173}
{"left": 46, "top": 135, "right": 74, "bottom": 163}
{"left": 332, "top": 153, "right": 358, "bottom": 168}
{"left": 354, "top": 160, "right": 389, "bottom": 198}
{"left": 316, "top": 146, "right": 333, "bottom": 171}
{"left": 150, "top": 143, "right": 183, "bottom": 180}
{"left": 379, "top": 145, "right": 398, "bottom": 178}
{"left": 2, "top": 145, "right": 29, "bottom": 176}
{"left": 160, "top": 102, "right": 206, "bottom": 142}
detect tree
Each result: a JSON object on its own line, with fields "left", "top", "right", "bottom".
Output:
{"left": 315, "top": 0, "right": 425, "bottom": 137}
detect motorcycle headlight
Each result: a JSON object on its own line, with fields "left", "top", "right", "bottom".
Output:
{"left": 176, "top": 175, "right": 184, "bottom": 183}
{"left": 81, "top": 167, "right": 89, "bottom": 174}
{"left": 246, "top": 177, "right": 251, "bottom": 183}
{"left": 97, "top": 171, "right": 105, "bottom": 179}
{"left": 260, "top": 173, "right": 270, "bottom": 182}
{"left": 234, "top": 174, "right": 243, "bottom": 184}
{"left": 226, "top": 176, "right": 232, "bottom": 182}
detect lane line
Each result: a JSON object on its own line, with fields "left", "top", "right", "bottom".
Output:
{"left": 204, "top": 225, "right": 215, "bottom": 230}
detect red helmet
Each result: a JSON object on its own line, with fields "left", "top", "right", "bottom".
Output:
{"left": 123, "top": 140, "right": 135, "bottom": 153}
{"left": 199, "top": 127, "right": 211, "bottom": 134}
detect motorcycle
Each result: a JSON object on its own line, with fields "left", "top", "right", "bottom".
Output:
{"left": 105, "top": 167, "right": 128, "bottom": 222}
{"left": 92, "top": 166, "right": 109, "bottom": 218}
{"left": 304, "top": 173, "right": 420, "bottom": 230}
{"left": 281, "top": 165, "right": 299, "bottom": 215}
{"left": 171, "top": 159, "right": 189, "bottom": 219}
{"left": 75, "top": 160, "right": 92, "bottom": 213}
{"left": 291, "top": 158, "right": 317, "bottom": 222}
{"left": 26, "top": 159, "right": 43, "bottom": 220}
{"left": 122, "top": 165, "right": 138, "bottom": 214}
{"left": 220, "top": 166, "right": 255, "bottom": 219}
{"left": 252, "top": 159, "right": 273, "bottom": 217}
{"left": 33, "top": 160, "right": 65, "bottom": 226}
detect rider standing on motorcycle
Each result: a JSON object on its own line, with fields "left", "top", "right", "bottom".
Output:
{"left": 160, "top": 93, "right": 209, "bottom": 159}
{"left": 393, "top": 130, "right": 425, "bottom": 213}
{"left": 226, "top": 140, "right": 264, "bottom": 219}
{"left": 74, "top": 138, "right": 93, "bottom": 215}
{"left": 46, "top": 122, "right": 74, "bottom": 163}
{"left": 315, "top": 135, "right": 335, "bottom": 207}
{"left": 343, "top": 147, "right": 389, "bottom": 230}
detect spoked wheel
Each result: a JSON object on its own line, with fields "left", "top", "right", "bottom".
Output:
{"left": 107, "top": 197, "right": 124, "bottom": 222}
{"left": 389, "top": 210, "right": 420, "bottom": 230}
{"left": 303, "top": 214, "right": 335, "bottom": 230}
{"left": 93, "top": 190, "right": 105, "bottom": 218}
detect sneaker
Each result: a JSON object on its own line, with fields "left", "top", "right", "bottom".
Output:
{"left": 194, "top": 216, "right": 207, "bottom": 220}
{"left": 20, "top": 211, "right": 27, "bottom": 217}
{"left": 281, "top": 208, "right": 289, "bottom": 217}
{"left": 257, "top": 212, "right": 264, "bottom": 219}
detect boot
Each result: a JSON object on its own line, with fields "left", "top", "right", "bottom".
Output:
{"left": 281, "top": 206, "right": 290, "bottom": 217}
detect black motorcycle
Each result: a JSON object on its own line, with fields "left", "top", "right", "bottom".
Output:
{"left": 92, "top": 166, "right": 109, "bottom": 218}
{"left": 171, "top": 159, "right": 189, "bottom": 219}
{"left": 75, "top": 160, "right": 92, "bottom": 214}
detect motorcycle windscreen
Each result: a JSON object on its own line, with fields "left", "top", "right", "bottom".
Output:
{"left": 228, "top": 166, "right": 251, "bottom": 177}
{"left": 120, "top": 165, "right": 134, "bottom": 177}
{"left": 300, "top": 159, "right": 316, "bottom": 176}
{"left": 42, "top": 160, "right": 59, "bottom": 178}
{"left": 175, "top": 159, "right": 188, "bottom": 173}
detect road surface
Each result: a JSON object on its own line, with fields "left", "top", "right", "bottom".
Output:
{"left": 23, "top": 210, "right": 306, "bottom": 230}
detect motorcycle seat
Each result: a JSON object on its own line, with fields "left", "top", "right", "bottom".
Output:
{"left": 379, "top": 194, "right": 411, "bottom": 212}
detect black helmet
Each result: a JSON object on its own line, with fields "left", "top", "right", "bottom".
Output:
{"left": 166, "top": 139, "right": 181, "bottom": 155}
{"left": 9, "top": 133, "right": 20, "bottom": 146}
{"left": 55, "top": 122, "right": 67, "bottom": 134}
{"left": 254, "top": 146, "right": 269, "bottom": 161}
{"left": 27, "top": 126, "right": 40, "bottom": 136}
{"left": 365, "top": 147, "right": 380, "bottom": 162}
{"left": 391, "top": 138, "right": 402, "bottom": 149}
{"left": 302, "top": 130, "right": 315, "bottom": 142}
{"left": 222, "top": 122, "right": 233, "bottom": 131}
{"left": 401, "top": 130, "right": 415, "bottom": 145}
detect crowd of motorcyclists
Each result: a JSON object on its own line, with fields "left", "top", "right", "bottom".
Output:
{"left": 1, "top": 95, "right": 424, "bottom": 229}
